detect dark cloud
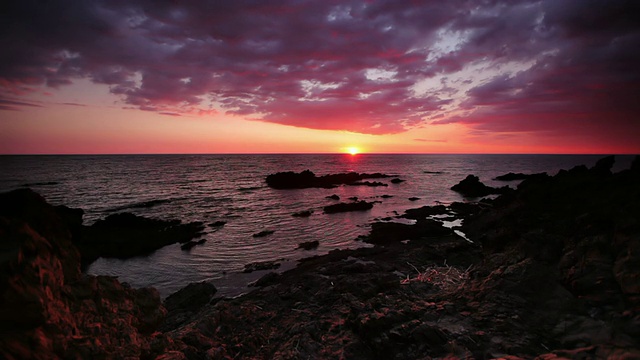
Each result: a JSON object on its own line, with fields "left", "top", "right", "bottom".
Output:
{"left": 1, "top": 0, "right": 639, "bottom": 143}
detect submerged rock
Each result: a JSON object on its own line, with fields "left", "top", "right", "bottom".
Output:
{"left": 390, "top": 178, "right": 405, "bottom": 184}
{"left": 323, "top": 201, "right": 374, "bottom": 214}
{"left": 326, "top": 194, "right": 340, "bottom": 200}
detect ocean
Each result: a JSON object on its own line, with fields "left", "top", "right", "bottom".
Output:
{"left": 0, "top": 154, "right": 633, "bottom": 297}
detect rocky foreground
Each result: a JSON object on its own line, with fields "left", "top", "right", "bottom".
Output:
{"left": 1, "top": 156, "right": 639, "bottom": 359}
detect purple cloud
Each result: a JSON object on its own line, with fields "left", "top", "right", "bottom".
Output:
{"left": 1, "top": 0, "right": 639, "bottom": 143}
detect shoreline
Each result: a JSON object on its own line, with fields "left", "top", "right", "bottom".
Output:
{"left": 1, "top": 155, "right": 639, "bottom": 358}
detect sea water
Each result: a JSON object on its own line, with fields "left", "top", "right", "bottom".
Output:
{"left": 0, "top": 154, "right": 633, "bottom": 297}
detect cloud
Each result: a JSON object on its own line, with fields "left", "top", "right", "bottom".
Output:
{"left": 1, "top": 0, "right": 639, "bottom": 143}
{"left": 0, "top": 97, "right": 42, "bottom": 111}
{"left": 414, "top": 139, "right": 447, "bottom": 143}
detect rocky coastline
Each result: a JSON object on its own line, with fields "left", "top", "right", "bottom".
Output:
{"left": 1, "top": 156, "right": 639, "bottom": 359}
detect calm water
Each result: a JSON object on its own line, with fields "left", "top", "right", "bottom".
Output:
{"left": 0, "top": 154, "right": 633, "bottom": 297}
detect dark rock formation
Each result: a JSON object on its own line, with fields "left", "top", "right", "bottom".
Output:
{"left": 208, "top": 220, "right": 226, "bottom": 228}
{"left": 323, "top": 201, "right": 374, "bottom": 214}
{"left": 252, "top": 230, "right": 275, "bottom": 238}
{"left": 400, "top": 205, "right": 448, "bottom": 220}
{"left": 390, "top": 178, "right": 405, "bottom": 184}
{"left": 292, "top": 210, "right": 313, "bottom": 217}
{"left": 78, "top": 212, "right": 205, "bottom": 266}
{"left": 494, "top": 172, "right": 547, "bottom": 181}
{"left": 326, "top": 194, "right": 340, "bottom": 200}
{"left": 266, "top": 170, "right": 393, "bottom": 189}
{"left": 366, "top": 219, "right": 455, "bottom": 245}
{"left": 297, "top": 240, "right": 319, "bottom": 250}
{"left": 0, "top": 189, "right": 174, "bottom": 359}
{"left": 450, "top": 174, "right": 510, "bottom": 197}
{"left": 408, "top": 197, "right": 420, "bottom": 201}
{"left": 347, "top": 181, "right": 387, "bottom": 187}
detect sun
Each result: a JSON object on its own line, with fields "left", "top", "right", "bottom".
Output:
{"left": 346, "top": 147, "right": 360, "bottom": 155}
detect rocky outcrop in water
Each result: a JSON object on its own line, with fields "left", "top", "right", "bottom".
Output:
{"left": 323, "top": 201, "right": 374, "bottom": 214}
{"left": 494, "top": 171, "right": 547, "bottom": 181}
{"left": 266, "top": 170, "right": 393, "bottom": 189}
{"left": 77, "top": 212, "right": 205, "bottom": 266}
{"left": 450, "top": 174, "right": 510, "bottom": 197}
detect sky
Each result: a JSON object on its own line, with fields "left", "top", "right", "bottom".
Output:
{"left": 1, "top": 0, "right": 639, "bottom": 154}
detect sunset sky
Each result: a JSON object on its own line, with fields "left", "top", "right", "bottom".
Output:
{"left": 1, "top": 0, "right": 639, "bottom": 154}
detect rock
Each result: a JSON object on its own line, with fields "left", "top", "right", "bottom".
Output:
{"left": 180, "top": 239, "right": 206, "bottom": 250}
{"left": 78, "top": 212, "right": 205, "bottom": 266}
{"left": 292, "top": 210, "right": 313, "bottom": 217}
{"left": 266, "top": 170, "right": 394, "bottom": 189}
{"left": 252, "top": 230, "right": 275, "bottom": 238}
{"left": 0, "top": 189, "right": 173, "bottom": 359}
{"left": 408, "top": 197, "right": 420, "bottom": 201}
{"left": 401, "top": 205, "right": 448, "bottom": 220}
{"left": 348, "top": 196, "right": 359, "bottom": 201}
{"left": 348, "top": 181, "right": 388, "bottom": 187}
{"left": 494, "top": 172, "right": 547, "bottom": 181}
{"left": 390, "top": 178, "right": 405, "bottom": 184}
{"left": 366, "top": 219, "right": 454, "bottom": 244}
{"left": 590, "top": 155, "right": 615, "bottom": 176}
{"left": 208, "top": 221, "right": 226, "bottom": 228}
{"left": 162, "top": 281, "right": 217, "bottom": 331}
{"left": 380, "top": 195, "right": 393, "bottom": 198}
{"left": 326, "top": 194, "right": 340, "bottom": 200}
{"left": 323, "top": 201, "right": 374, "bottom": 214}
{"left": 297, "top": 240, "right": 319, "bottom": 250}
{"left": 243, "top": 260, "right": 281, "bottom": 273}
{"left": 164, "top": 281, "right": 217, "bottom": 313}
{"left": 450, "top": 174, "right": 509, "bottom": 198}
